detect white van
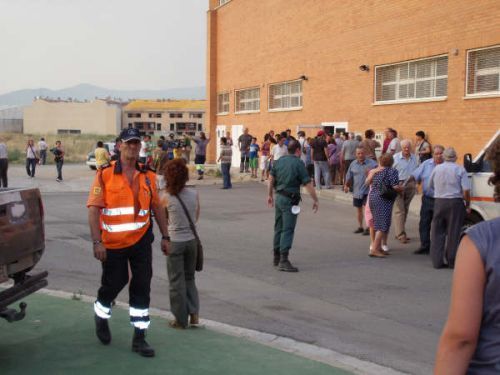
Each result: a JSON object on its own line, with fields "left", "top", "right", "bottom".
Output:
{"left": 463, "top": 130, "right": 500, "bottom": 226}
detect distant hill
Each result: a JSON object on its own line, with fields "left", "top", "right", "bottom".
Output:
{"left": 0, "top": 83, "right": 206, "bottom": 107}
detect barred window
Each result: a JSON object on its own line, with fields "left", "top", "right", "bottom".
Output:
{"left": 467, "top": 45, "right": 500, "bottom": 96}
{"left": 269, "top": 80, "right": 303, "bottom": 111}
{"left": 235, "top": 88, "right": 260, "bottom": 113}
{"left": 375, "top": 56, "right": 448, "bottom": 103}
{"left": 217, "top": 92, "right": 229, "bottom": 114}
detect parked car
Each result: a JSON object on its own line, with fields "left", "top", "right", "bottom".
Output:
{"left": 0, "top": 187, "right": 48, "bottom": 322}
{"left": 86, "top": 142, "right": 115, "bottom": 170}
{"left": 463, "top": 130, "right": 500, "bottom": 227}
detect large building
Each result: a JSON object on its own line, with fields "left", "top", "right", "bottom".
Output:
{"left": 122, "top": 100, "right": 206, "bottom": 137}
{"left": 24, "top": 99, "right": 122, "bottom": 135}
{"left": 206, "top": 0, "right": 500, "bottom": 162}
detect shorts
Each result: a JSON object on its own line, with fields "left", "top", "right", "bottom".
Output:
{"left": 353, "top": 195, "right": 368, "bottom": 208}
{"left": 249, "top": 157, "right": 258, "bottom": 169}
{"left": 194, "top": 154, "right": 206, "bottom": 165}
{"left": 259, "top": 156, "right": 269, "bottom": 170}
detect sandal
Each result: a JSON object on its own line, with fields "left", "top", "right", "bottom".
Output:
{"left": 168, "top": 320, "right": 187, "bottom": 329}
{"left": 369, "top": 252, "right": 386, "bottom": 258}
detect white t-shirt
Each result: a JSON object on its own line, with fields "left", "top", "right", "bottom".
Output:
{"left": 271, "top": 144, "right": 287, "bottom": 161}
{"left": 38, "top": 140, "right": 48, "bottom": 151}
{"left": 389, "top": 138, "right": 401, "bottom": 154}
{"left": 139, "top": 141, "right": 147, "bottom": 158}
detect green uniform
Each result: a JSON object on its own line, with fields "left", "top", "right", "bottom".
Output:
{"left": 271, "top": 155, "right": 311, "bottom": 254}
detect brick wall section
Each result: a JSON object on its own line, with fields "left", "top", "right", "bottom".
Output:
{"left": 206, "top": 0, "right": 500, "bottom": 162}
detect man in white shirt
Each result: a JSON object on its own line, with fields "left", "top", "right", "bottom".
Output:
{"left": 38, "top": 137, "right": 48, "bottom": 165}
{"left": 271, "top": 132, "right": 288, "bottom": 164}
{"left": 388, "top": 129, "right": 402, "bottom": 155}
{"left": 297, "top": 131, "right": 307, "bottom": 165}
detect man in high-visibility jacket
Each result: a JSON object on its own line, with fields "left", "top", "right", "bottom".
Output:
{"left": 87, "top": 127, "right": 169, "bottom": 357}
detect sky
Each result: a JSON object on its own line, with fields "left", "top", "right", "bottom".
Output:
{"left": 0, "top": 0, "right": 207, "bottom": 94}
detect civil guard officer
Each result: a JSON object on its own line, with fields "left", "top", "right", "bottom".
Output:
{"left": 267, "top": 140, "right": 319, "bottom": 272}
{"left": 87, "top": 127, "right": 169, "bottom": 357}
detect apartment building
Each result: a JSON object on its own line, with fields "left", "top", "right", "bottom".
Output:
{"left": 24, "top": 99, "right": 122, "bottom": 135}
{"left": 122, "top": 100, "right": 206, "bottom": 136}
{"left": 206, "top": 0, "right": 500, "bottom": 162}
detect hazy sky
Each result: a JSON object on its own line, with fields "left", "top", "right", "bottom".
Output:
{"left": 0, "top": 0, "right": 207, "bottom": 94}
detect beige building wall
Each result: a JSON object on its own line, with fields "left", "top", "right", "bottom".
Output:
{"left": 24, "top": 99, "right": 121, "bottom": 135}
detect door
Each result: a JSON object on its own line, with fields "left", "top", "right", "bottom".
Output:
{"left": 231, "top": 125, "right": 244, "bottom": 167}
{"left": 215, "top": 125, "right": 226, "bottom": 164}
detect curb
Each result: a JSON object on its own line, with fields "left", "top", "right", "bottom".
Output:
{"left": 39, "top": 288, "right": 407, "bottom": 375}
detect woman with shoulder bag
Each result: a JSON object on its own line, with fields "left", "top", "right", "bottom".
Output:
{"left": 25, "top": 139, "right": 38, "bottom": 178}
{"left": 160, "top": 159, "right": 201, "bottom": 329}
{"left": 365, "top": 153, "right": 403, "bottom": 258}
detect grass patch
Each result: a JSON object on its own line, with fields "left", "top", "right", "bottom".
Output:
{"left": 1, "top": 133, "right": 116, "bottom": 164}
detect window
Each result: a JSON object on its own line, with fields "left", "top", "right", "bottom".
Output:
{"left": 170, "top": 123, "right": 175, "bottom": 131}
{"left": 148, "top": 113, "right": 162, "bottom": 118}
{"left": 127, "top": 113, "right": 141, "bottom": 118}
{"left": 57, "top": 129, "right": 81, "bottom": 135}
{"left": 189, "top": 113, "right": 203, "bottom": 119}
{"left": 375, "top": 56, "right": 448, "bottom": 103}
{"left": 156, "top": 123, "right": 161, "bottom": 131}
{"left": 466, "top": 45, "right": 500, "bottom": 96}
{"left": 169, "top": 113, "right": 183, "bottom": 118}
{"left": 269, "top": 80, "right": 303, "bottom": 111}
{"left": 235, "top": 88, "right": 260, "bottom": 113}
{"left": 217, "top": 92, "right": 230, "bottom": 114}
{"left": 198, "top": 124, "right": 203, "bottom": 131}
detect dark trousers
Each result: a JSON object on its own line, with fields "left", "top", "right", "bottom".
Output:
{"left": 273, "top": 194, "right": 298, "bottom": 254}
{"left": 419, "top": 195, "right": 435, "bottom": 250}
{"left": 26, "top": 158, "right": 36, "bottom": 177}
{"left": 240, "top": 151, "right": 249, "bottom": 173}
{"left": 97, "top": 231, "right": 153, "bottom": 315}
{"left": 39, "top": 149, "right": 47, "bottom": 165}
{"left": 56, "top": 159, "right": 63, "bottom": 180}
{"left": 221, "top": 163, "right": 232, "bottom": 188}
{"left": 0, "top": 159, "right": 7, "bottom": 187}
{"left": 430, "top": 198, "right": 466, "bottom": 269}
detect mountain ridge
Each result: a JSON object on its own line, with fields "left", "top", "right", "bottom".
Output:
{"left": 0, "top": 83, "right": 206, "bottom": 107}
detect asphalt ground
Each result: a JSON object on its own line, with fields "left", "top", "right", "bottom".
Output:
{"left": 3, "top": 164, "right": 449, "bottom": 374}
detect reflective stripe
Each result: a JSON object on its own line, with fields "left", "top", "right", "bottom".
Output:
{"left": 102, "top": 207, "right": 134, "bottom": 216}
{"left": 138, "top": 209, "right": 148, "bottom": 216}
{"left": 101, "top": 218, "right": 149, "bottom": 233}
{"left": 129, "top": 307, "right": 149, "bottom": 317}
{"left": 94, "top": 301, "right": 111, "bottom": 319}
{"left": 131, "top": 320, "right": 150, "bottom": 329}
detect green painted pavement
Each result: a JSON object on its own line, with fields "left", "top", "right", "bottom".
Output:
{"left": 0, "top": 293, "right": 352, "bottom": 375}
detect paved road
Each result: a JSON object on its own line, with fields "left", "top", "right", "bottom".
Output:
{"left": 29, "top": 168, "right": 451, "bottom": 375}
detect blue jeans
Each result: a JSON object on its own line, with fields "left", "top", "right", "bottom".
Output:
{"left": 56, "top": 159, "right": 64, "bottom": 180}
{"left": 221, "top": 163, "right": 232, "bottom": 188}
{"left": 314, "top": 161, "right": 331, "bottom": 189}
{"left": 26, "top": 158, "right": 37, "bottom": 177}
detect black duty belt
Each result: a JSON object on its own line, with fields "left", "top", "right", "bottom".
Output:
{"left": 277, "top": 190, "right": 301, "bottom": 205}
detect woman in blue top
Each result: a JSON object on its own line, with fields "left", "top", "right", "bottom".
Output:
{"left": 435, "top": 138, "right": 500, "bottom": 374}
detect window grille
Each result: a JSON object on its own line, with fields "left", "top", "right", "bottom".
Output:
{"left": 375, "top": 56, "right": 448, "bottom": 103}
{"left": 235, "top": 88, "right": 260, "bottom": 113}
{"left": 217, "top": 92, "right": 229, "bottom": 114}
{"left": 269, "top": 80, "right": 303, "bottom": 111}
{"left": 467, "top": 45, "right": 500, "bottom": 96}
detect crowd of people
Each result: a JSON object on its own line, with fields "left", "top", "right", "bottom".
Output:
{"left": 229, "top": 127, "right": 477, "bottom": 269}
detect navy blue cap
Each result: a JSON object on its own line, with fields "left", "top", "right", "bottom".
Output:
{"left": 120, "top": 128, "right": 141, "bottom": 142}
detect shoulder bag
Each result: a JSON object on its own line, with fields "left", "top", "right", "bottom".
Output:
{"left": 175, "top": 193, "right": 203, "bottom": 272}
{"left": 379, "top": 169, "right": 398, "bottom": 201}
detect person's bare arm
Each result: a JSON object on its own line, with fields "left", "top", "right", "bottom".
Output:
{"left": 365, "top": 167, "right": 383, "bottom": 185}
{"left": 88, "top": 206, "right": 106, "bottom": 262}
{"left": 464, "top": 190, "right": 471, "bottom": 215}
{"left": 304, "top": 181, "right": 319, "bottom": 212}
{"left": 152, "top": 200, "right": 169, "bottom": 255}
{"left": 435, "top": 236, "right": 485, "bottom": 374}
{"left": 267, "top": 175, "right": 275, "bottom": 207}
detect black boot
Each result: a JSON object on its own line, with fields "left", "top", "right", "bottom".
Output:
{"left": 273, "top": 250, "right": 280, "bottom": 267}
{"left": 95, "top": 315, "right": 111, "bottom": 345}
{"left": 278, "top": 253, "right": 299, "bottom": 272}
{"left": 132, "top": 328, "right": 155, "bottom": 357}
